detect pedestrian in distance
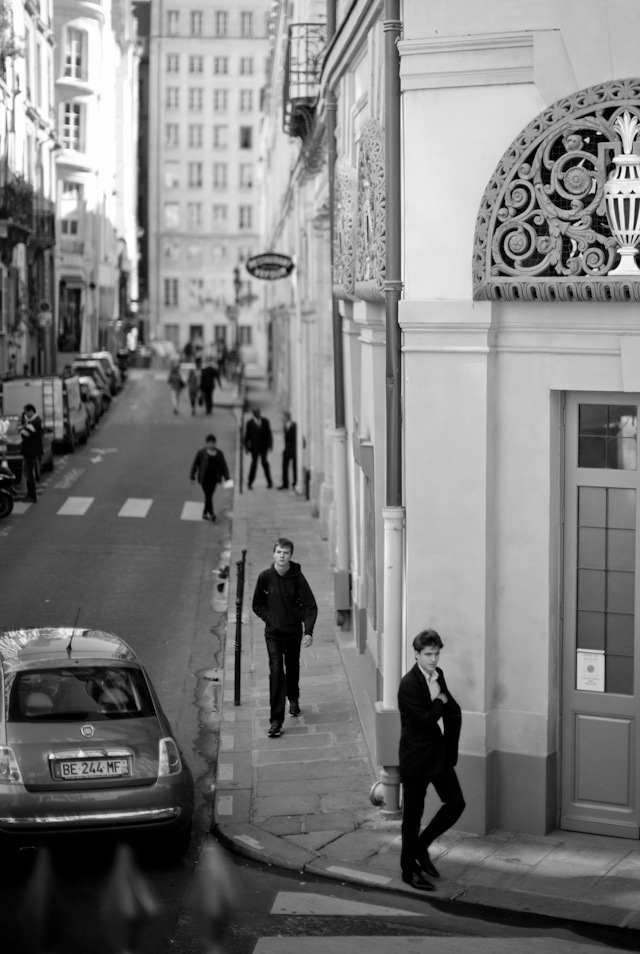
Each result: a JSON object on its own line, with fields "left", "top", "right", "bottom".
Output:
{"left": 199, "top": 358, "right": 219, "bottom": 416}
{"left": 278, "top": 411, "right": 297, "bottom": 490}
{"left": 18, "top": 403, "right": 43, "bottom": 503}
{"left": 244, "top": 407, "right": 273, "bottom": 489}
{"left": 398, "top": 629, "right": 465, "bottom": 892}
{"left": 252, "top": 537, "right": 318, "bottom": 737}
{"left": 187, "top": 360, "right": 201, "bottom": 416}
{"left": 168, "top": 360, "right": 185, "bottom": 414}
{"left": 190, "top": 433, "right": 230, "bottom": 521}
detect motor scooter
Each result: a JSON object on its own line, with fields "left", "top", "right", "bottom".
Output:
{"left": 0, "top": 460, "right": 17, "bottom": 518}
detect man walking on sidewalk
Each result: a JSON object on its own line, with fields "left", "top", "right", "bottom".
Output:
{"left": 252, "top": 537, "right": 318, "bottom": 738}
{"left": 244, "top": 407, "right": 273, "bottom": 489}
{"left": 398, "top": 629, "right": 465, "bottom": 891}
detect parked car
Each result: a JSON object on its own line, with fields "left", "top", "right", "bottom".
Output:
{"left": 71, "top": 362, "right": 112, "bottom": 408}
{"left": 78, "top": 375, "right": 105, "bottom": 420}
{"left": 0, "top": 628, "right": 194, "bottom": 851}
{"left": 0, "top": 415, "right": 54, "bottom": 482}
{"left": 77, "top": 352, "right": 122, "bottom": 394}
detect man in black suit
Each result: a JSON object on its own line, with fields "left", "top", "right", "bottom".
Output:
{"left": 278, "top": 411, "right": 297, "bottom": 490}
{"left": 244, "top": 407, "right": 273, "bottom": 489}
{"left": 398, "top": 629, "right": 465, "bottom": 891}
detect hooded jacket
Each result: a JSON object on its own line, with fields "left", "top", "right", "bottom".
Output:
{"left": 252, "top": 561, "right": 318, "bottom": 640}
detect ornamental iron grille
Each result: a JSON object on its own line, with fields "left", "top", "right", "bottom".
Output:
{"left": 473, "top": 78, "right": 640, "bottom": 302}
{"left": 282, "top": 22, "right": 327, "bottom": 143}
{"left": 356, "top": 119, "right": 386, "bottom": 302}
{"left": 333, "top": 157, "right": 357, "bottom": 300}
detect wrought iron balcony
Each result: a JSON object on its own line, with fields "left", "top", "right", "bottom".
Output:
{"left": 283, "top": 22, "right": 326, "bottom": 143}
{"left": 32, "top": 207, "right": 56, "bottom": 247}
{"left": 0, "top": 178, "right": 34, "bottom": 237}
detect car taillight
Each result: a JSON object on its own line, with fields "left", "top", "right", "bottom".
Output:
{"left": 0, "top": 746, "right": 23, "bottom": 784}
{"left": 158, "top": 738, "right": 182, "bottom": 777}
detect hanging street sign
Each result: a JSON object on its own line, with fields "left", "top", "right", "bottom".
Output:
{"left": 246, "top": 253, "right": 294, "bottom": 280}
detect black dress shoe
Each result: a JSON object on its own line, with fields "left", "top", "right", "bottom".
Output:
{"left": 416, "top": 852, "right": 440, "bottom": 879}
{"left": 401, "top": 872, "right": 436, "bottom": 892}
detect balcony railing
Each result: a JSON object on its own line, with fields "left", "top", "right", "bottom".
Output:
{"left": 32, "top": 208, "right": 56, "bottom": 246}
{"left": 0, "top": 178, "right": 34, "bottom": 235}
{"left": 60, "top": 239, "right": 85, "bottom": 255}
{"left": 283, "top": 22, "right": 327, "bottom": 143}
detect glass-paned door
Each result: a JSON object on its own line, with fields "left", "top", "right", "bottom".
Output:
{"left": 562, "top": 393, "right": 640, "bottom": 837}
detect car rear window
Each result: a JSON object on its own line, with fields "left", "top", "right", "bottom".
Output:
{"left": 8, "top": 667, "right": 155, "bottom": 722}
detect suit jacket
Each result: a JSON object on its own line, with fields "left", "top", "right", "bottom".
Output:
{"left": 244, "top": 416, "right": 273, "bottom": 454}
{"left": 398, "top": 664, "right": 462, "bottom": 779}
{"left": 190, "top": 447, "right": 230, "bottom": 485}
{"left": 284, "top": 421, "right": 297, "bottom": 453}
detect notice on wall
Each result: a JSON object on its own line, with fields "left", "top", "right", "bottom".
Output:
{"left": 576, "top": 649, "right": 605, "bottom": 692}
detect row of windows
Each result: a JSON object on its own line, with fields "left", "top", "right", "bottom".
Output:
{"left": 164, "top": 203, "right": 255, "bottom": 230}
{"left": 165, "top": 321, "right": 253, "bottom": 347}
{"left": 165, "top": 124, "right": 254, "bottom": 149}
{"left": 166, "top": 54, "right": 257, "bottom": 76}
{"left": 166, "top": 10, "right": 263, "bottom": 38}
{"left": 165, "top": 162, "right": 254, "bottom": 190}
{"left": 165, "top": 88, "right": 255, "bottom": 112}
{"left": 162, "top": 241, "right": 254, "bottom": 264}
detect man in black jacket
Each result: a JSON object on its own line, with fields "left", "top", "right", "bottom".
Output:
{"left": 19, "top": 404, "right": 43, "bottom": 503}
{"left": 252, "top": 537, "right": 318, "bottom": 737}
{"left": 278, "top": 411, "right": 297, "bottom": 490}
{"left": 244, "top": 407, "right": 273, "bottom": 489}
{"left": 189, "top": 433, "right": 230, "bottom": 521}
{"left": 398, "top": 629, "right": 465, "bottom": 891}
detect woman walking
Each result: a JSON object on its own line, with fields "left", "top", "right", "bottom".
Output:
{"left": 190, "top": 434, "right": 230, "bottom": 520}
{"left": 168, "top": 360, "right": 185, "bottom": 414}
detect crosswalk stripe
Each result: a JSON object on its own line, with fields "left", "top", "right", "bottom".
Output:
{"left": 57, "top": 497, "right": 94, "bottom": 516}
{"left": 118, "top": 498, "right": 152, "bottom": 518}
{"left": 181, "top": 501, "right": 204, "bottom": 521}
{"left": 270, "top": 893, "right": 423, "bottom": 917}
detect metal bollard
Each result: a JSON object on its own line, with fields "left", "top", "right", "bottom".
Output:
{"left": 234, "top": 549, "right": 247, "bottom": 706}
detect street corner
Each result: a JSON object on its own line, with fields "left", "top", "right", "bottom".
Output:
{"left": 213, "top": 821, "right": 317, "bottom": 872}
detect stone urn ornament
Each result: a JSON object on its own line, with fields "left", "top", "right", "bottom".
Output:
{"left": 605, "top": 111, "right": 640, "bottom": 275}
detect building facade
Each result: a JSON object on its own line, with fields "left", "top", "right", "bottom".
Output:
{"left": 262, "top": 0, "right": 640, "bottom": 840}
{"left": 147, "top": 0, "right": 271, "bottom": 362}
{"left": 0, "top": 0, "right": 57, "bottom": 378}
{"left": 54, "top": 0, "right": 139, "bottom": 364}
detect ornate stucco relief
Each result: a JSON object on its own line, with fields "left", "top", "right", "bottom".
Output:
{"left": 473, "top": 78, "right": 640, "bottom": 302}
{"left": 356, "top": 119, "right": 386, "bottom": 303}
{"left": 333, "top": 157, "right": 357, "bottom": 300}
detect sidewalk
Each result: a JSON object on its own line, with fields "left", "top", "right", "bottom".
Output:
{"left": 212, "top": 375, "right": 640, "bottom": 933}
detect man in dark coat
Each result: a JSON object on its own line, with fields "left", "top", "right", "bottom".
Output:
{"left": 278, "top": 411, "right": 297, "bottom": 490}
{"left": 397, "top": 629, "right": 465, "bottom": 891}
{"left": 244, "top": 407, "right": 273, "bottom": 489}
{"left": 199, "top": 358, "right": 219, "bottom": 415}
{"left": 19, "top": 403, "right": 43, "bottom": 503}
{"left": 189, "top": 433, "right": 230, "bottom": 520}
{"left": 252, "top": 537, "right": 318, "bottom": 737}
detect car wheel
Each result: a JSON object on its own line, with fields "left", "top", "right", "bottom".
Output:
{"left": 0, "top": 492, "right": 14, "bottom": 518}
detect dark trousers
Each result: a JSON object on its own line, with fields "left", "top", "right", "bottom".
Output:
{"left": 202, "top": 477, "right": 217, "bottom": 516}
{"left": 202, "top": 387, "right": 214, "bottom": 414}
{"left": 400, "top": 767, "right": 465, "bottom": 876}
{"left": 248, "top": 452, "right": 272, "bottom": 488}
{"left": 22, "top": 455, "right": 38, "bottom": 500}
{"left": 265, "top": 635, "right": 302, "bottom": 723}
{"left": 281, "top": 448, "right": 297, "bottom": 489}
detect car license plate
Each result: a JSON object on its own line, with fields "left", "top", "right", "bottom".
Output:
{"left": 52, "top": 758, "right": 130, "bottom": 780}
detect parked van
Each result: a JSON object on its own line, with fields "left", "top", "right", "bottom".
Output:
{"left": 1, "top": 375, "right": 89, "bottom": 452}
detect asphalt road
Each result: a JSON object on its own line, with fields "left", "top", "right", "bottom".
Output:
{"left": 0, "top": 369, "right": 239, "bottom": 953}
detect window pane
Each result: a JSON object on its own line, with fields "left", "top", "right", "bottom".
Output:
{"left": 579, "top": 487, "right": 606, "bottom": 528}
{"left": 578, "top": 569, "right": 605, "bottom": 611}
{"left": 579, "top": 436, "right": 607, "bottom": 468}
{"left": 607, "top": 438, "right": 636, "bottom": 470}
{"left": 608, "top": 488, "right": 636, "bottom": 530}
{"left": 607, "top": 571, "right": 635, "bottom": 614}
{"left": 578, "top": 527, "right": 606, "bottom": 569}
{"left": 605, "top": 655, "right": 634, "bottom": 695}
{"left": 607, "top": 529, "right": 635, "bottom": 572}
{"left": 606, "top": 613, "right": 634, "bottom": 656}
{"left": 579, "top": 404, "right": 608, "bottom": 437}
{"left": 577, "top": 611, "right": 605, "bottom": 650}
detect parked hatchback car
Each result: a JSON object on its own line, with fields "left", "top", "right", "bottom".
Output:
{"left": 77, "top": 352, "right": 121, "bottom": 394}
{"left": 71, "top": 362, "right": 112, "bottom": 408}
{"left": 0, "top": 628, "right": 194, "bottom": 850}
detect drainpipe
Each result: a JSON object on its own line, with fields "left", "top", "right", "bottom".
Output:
{"left": 372, "top": 0, "right": 404, "bottom": 818}
{"left": 326, "top": 0, "right": 351, "bottom": 617}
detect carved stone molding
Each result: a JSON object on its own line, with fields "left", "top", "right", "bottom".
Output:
{"left": 473, "top": 78, "right": 640, "bottom": 302}
{"left": 356, "top": 119, "right": 386, "bottom": 302}
{"left": 333, "top": 157, "right": 357, "bottom": 300}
